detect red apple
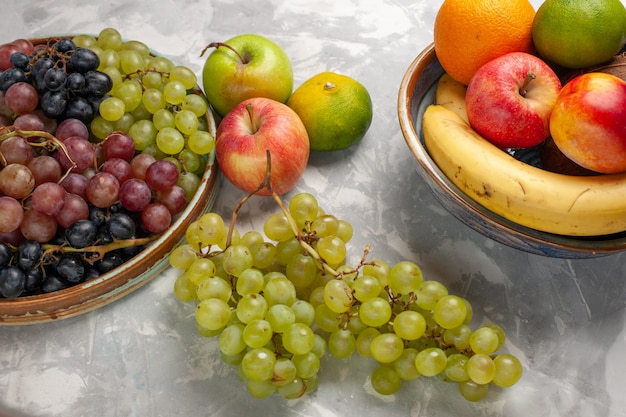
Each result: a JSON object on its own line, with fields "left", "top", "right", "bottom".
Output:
{"left": 215, "top": 97, "right": 309, "bottom": 196}
{"left": 465, "top": 52, "right": 562, "bottom": 149}
{"left": 550, "top": 72, "right": 626, "bottom": 174}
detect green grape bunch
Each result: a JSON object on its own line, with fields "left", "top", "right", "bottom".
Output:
{"left": 169, "top": 181, "right": 523, "bottom": 401}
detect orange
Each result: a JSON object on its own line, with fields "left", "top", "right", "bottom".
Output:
{"left": 532, "top": 0, "right": 626, "bottom": 69}
{"left": 433, "top": 0, "right": 536, "bottom": 85}
{"left": 287, "top": 72, "right": 372, "bottom": 152}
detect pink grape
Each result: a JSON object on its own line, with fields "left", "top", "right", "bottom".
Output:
{"left": 145, "top": 159, "right": 179, "bottom": 191}
{"left": 5, "top": 82, "right": 38, "bottom": 115}
{"left": 102, "top": 157, "right": 132, "bottom": 184}
{"left": 102, "top": 131, "right": 136, "bottom": 161}
{"left": 119, "top": 178, "right": 152, "bottom": 212}
{"left": 0, "top": 163, "right": 35, "bottom": 199}
{"left": 20, "top": 208, "right": 57, "bottom": 243}
{"left": 31, "top": 182, "right": 66, "bottom": 216}
{"left": 85, "top": 171, "right": 120, "bottom": 208}
{"left": 28, "top": 155, "right": 62, "bottom": 186}
{"left": 0, "top": 43, "right": 21, "bottom": 70}
{"left": 55, "top": 118, "right": 89, "bottom": 141}
{"left": 13, "top": 113, "right": 45, "bottom": 131}
{"left": 130, "top": 153, "right": 156, "bottom": 180}
{"left": 54, "top": 193, "right": 89, "bottom": 228}
{"left": 141, "top": 203, "right": 171, "bottom": 233}
{"left": 156, "top": 185, "right": 187, "bottom": 215}
{"left": 0, "top": 135, "right": 34, "bottom": 165}
{"left": 0, "top": 196, "right": 24, "bottom": 233}
{"left": 56, "top": 136, "right": 96, "bottom": 173}
{"left": 0, "top": 228, "right": 25, "bottom": 246}
{"left": 60, "top": 172, "right": 88, "bottom": 198}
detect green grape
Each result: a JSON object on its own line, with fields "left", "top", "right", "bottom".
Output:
{"left": 114, "top": 79, "right": 143, "bottom": 111}
{"left": 414, "top": 347, "right": 447, "bottom": 377}
{"left": 458, "top": 380, "right": 489, "bottom": 402}
{"left": 90, "top": 116, "right": 114, "bottom": 140}
{"left": 370, "top": 366, "right": 402, "bottom": 396}
{"left": 444, "top": 353, "right": 470, "bottom": 382}
{"left": 346, "top": 313, "right": 368, "bottom": 335}
{"left": 285, "top": 253, "right": 317, "bottom": 288}
{"left": 316, "top": 235, "right": 346, "bottom": 266}
{"left": 187, "top": 257, "right": 216, "bottom": 286}
{"left": 483, "top": 323, "right": 506, "bottom": 350}
{"left": 469, "top": 326, "right": 500, "bottom": 355}
{"left": 416, "top": 280, "right": 449, "bottom": 310}
{"left": 195, "top": 320, "right": 222, "bottom": 338}
{"left": 263, "top": 212, "right": 294, "bottom": 242}
{"left": 362, "top": 259, "right": 391, "bottom": 288}
{"left": 370, "top": 332, "right": 404, "bottom": 363}
{"left": 359, "top": 297, "right": 392, "bottom": 327}
{"left": 73, "top": 34, "right": 97, "bottom": 48}
{"left": 88, "top": 45, "right": 104, "bottom": 60}
{"left": 153, "top": 108, "right": 175, "bottom": 130}
{"left": 492, "top": 354, "right": 523, "bottom": 388}
{"left": 335, "top": 265, "right": 357, "bottom": 287}
{"left": 98, "top": 27, "right": 123, "bottom": 50}
{"left": 323, "top": 279, "right": 353, "bottom": 313}
{"left": 271, "top": 358, "right": 297, "bottom": 387}
{"left": 219, "top": 323, "right": 247, "bottom": 356}
{"left": 266, "top": 304, "right": 296, "bottom": 333}
{"left": 128, "top": 119, "right": 157, "bottom": 151}
{"left": 112, "top": 112, "right": 135, "bottom": 133}
{"left": 175, "top": 109, "right": 199, "bottom": 135}
{"left": 196, "top": 276, "right": 232, "bottom": 302}
{"left": 466, "top": 353, "right": 496, "bottom": 385}
{"left": 277, "top": 378, "right": 306, "bottom": 399}
{"left": 442, "top": 324, "right": 472, "bottom": 351}
{"left": 156, "top": 127, "right": 185, "bottom": 154}
{"left": 328, "top": 329, "right": 356, "bottom": 359}
{"left": 142, "top": 71, "right": 163, "bottom": 89}
{"left": 177, "top": 171, "right": 201, "bottom": 201}
{"left": 335, "top": 219, "right": 353, "bottom": 243}
{"left": 291, "top": 300, "right": 315, "bottom": 326}
{"left": 393, "top": 348, "right": 421, "bottom": 381}
{"left": 240, "top": 231, "right": 264, "bottom": 248}
{"left": 392, "top": 310, "right": 426, "bottom": 341}
{"left": 163, "top": 80, "right": 187, "bottom": 105}
{"left": 142, "top": 88, "right": 166, "bottom": 114}
{"left": 264, "top": 275, "right": 297, "bottom": 306}
{"left": 246, "top": 378, "right": 276, "bottom": 398}
{"left": 221, "top": 351, "right": 245, "bottom": 367}
{"left": 282, "top": 323, "right": 315, "bottom": 355}
{"left": 101, "top": 66, "right": 123, "bottom": 92}
{"left": 131, "top": 101, "right": 151, "bottom": 121}
{"left": 218, "top": 225, "right": 239, "bottom": 250}
{"left": 182, "top": 94, "right": 208, "bottom": 117}
{"left": 187, "top": 130, "right": 215, "bottom": 155}
{"left": 308, "top": 285, "right": 325, "bottom": 308}
{"left": 292, "top": 352, "right": 320, "bottom": 379}
{"left": 98, "top": 49, "right": 120, "bottom": 70}
{"left": 310, "top": 214, "right": 339, "bottom": 237}
{"left": 146, "top": 55, "right": 174, "bottom": 73}
{"left": 236, "top": 268, "right": 265, "bottom": 296}
{"left": 236, "top": 293, "right": 268, "bottom": 324}
{"left": 99, "top": 97, "right": 125, "bottom": 121}
{"left": 170, "top": 65, "right": 197, "bottom": 89}
{"left": 196, "top": 212, "right": 226, "bottom": 246}
{"left": 352, "top": 274, "right": 382, "bottom": 302}
{"left": 184, "top": 221, "right": 203, "bottom": 249}
{"left": 249, "top": 241, "right": 277, "bottom": 270}
{"left": 389, "top": 261, "right": 423, "bottom": 295}
{"left": 195, "top": 298, "right": 231, "bottom": 331}
{"left": 314, "top": 303, "right": 340, "bottom": 333}
{"left": 243, "top": 319, "right": 273, "bottom": 348}
{"left": 119, "top": 49, "right": 145, "bottom": 74}
{"left": 311, "top": 333, "right": 327, "bottom": 358}
{"left": 121, "top": 39, "right": 151, "bottom": 56}
{"left": 275, "top": 237, "right": 302, "bottom": 266}
{"left": 241, "top": 348, "right": 276, "bottom": 381}
{"left": 180, "top": 148, "right": 203, "bottom": 174}
{"left": 288, "top": 192, "right": 318, "bottom": 228}
{"left": 173, "top": 272, "right": 196, "bottom": 302}
{"left": 355, "top": 326, "right": 381, "bottom": 357}
{"left": 433, "top": 294, "right": 467, "bottom": 329}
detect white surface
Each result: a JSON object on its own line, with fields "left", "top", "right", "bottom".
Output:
{"left": 2, "top": 0, "right": 626, "bottom": 416}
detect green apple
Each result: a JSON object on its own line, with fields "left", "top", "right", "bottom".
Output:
{"left": 201, "top": 34, "right": 294, "bottom": 117}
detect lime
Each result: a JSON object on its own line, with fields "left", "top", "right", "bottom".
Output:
{"left": 532, "top": 0, "right": 626, "bottom": 69}
{"left": 287, "top": 72, "right": 373, "bottom": 151}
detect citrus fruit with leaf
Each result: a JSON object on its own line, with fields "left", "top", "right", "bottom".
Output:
{"left": 532, "top": 0, "right": 626, "bottom": 69}
{"left": 287, "top": 72, "right": 372, "bottom": 151}
{"left": 433, "top": 0, "right": 536, "bottom": 85}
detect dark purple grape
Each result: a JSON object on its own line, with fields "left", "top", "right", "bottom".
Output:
{"left": 44, "top": 67, "right": 67, "bottom": 90}
{"left": 84, "top": 267, "right": 99, "bottom": 281}
{"left": 94, "top": 251, "right": 124, "bottom": 274}
{"left": 55, "top": 254, "right": 85, "bottom": 283}
{"left": 54, "top": 38, "right": 75, "bottom": 53}
{"left": 0, "top": 266, "right": 25, "bottom": 298}
{"left": 10, "top": 52, "right": 30, "bottom": 70}
{"left": 17, "top": 240, "right": 42, "bottom": 270}
{"left": 68, "top": 48, "right": 99, "bottom": 73}
{"left": 89, "top": 206, "right": 108, "bottom": 228}
{"left": 24, "top": 267, "right": 43, "bottom": 293}
{"left": 106, "top": 212, "right": 136, "bottom": 240}
{"left": 65, "top": 219, "right": 98, "bottom": 249}
{"left": 41, "top": 273, "right": 68, "bottom": 293}
{"left": 0, "top": 67, "right": 27, "bottom": 91}
{"left": 64, "top": 96, "right": 94, "bottom": 124}
{"left": 66, "top": 72, "right": 85, "bottom": 93}
{"left": 32, "top": 57, "right": 54, "bottom": 92}
{"left": 83, "top": 70, "right": 112, "bottom": 96}
{"left": 0, "top": 242, "right": 11, "bottom": 268}
{"left": 41, "top": 89, "right": 68, "bottom": 119}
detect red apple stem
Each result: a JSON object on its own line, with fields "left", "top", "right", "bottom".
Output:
{"left": 519, "top": 71, "right": 536, "bottom": 97}
{"left": 199, "top": 42, "right": 248, "bottom": 64}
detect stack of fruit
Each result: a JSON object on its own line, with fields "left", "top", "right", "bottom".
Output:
{"left": 423, "top": 0, "right": 626, "bottom": 237}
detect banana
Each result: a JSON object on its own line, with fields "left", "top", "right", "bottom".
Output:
{"left": 434, "top": 73, "right": 469, "bottom": 124}
{"left": 422, "top": 100, "right": 626, "bottom": 237}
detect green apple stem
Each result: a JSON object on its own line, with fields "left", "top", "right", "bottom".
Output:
{"left": 519, "top": 71, "right": 536, "bottom": 97}
{"left": 200, "top": 42, "right": 248, "bottom": 64}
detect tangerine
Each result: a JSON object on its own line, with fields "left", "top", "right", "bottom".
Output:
{"left": 433, "top": 0, "right": 536, "bottom": 85}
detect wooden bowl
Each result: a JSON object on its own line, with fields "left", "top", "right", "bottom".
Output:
{"left": 397, "top": 43, "right": 626, "bottom": 259}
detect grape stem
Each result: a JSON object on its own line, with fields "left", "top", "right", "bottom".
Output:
{"left": 41, "top": 235, "right": 159, "bottom": 263}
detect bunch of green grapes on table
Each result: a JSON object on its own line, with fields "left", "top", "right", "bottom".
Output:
{"left": 170, "top": 177, "right": 523, "bottom": 401}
